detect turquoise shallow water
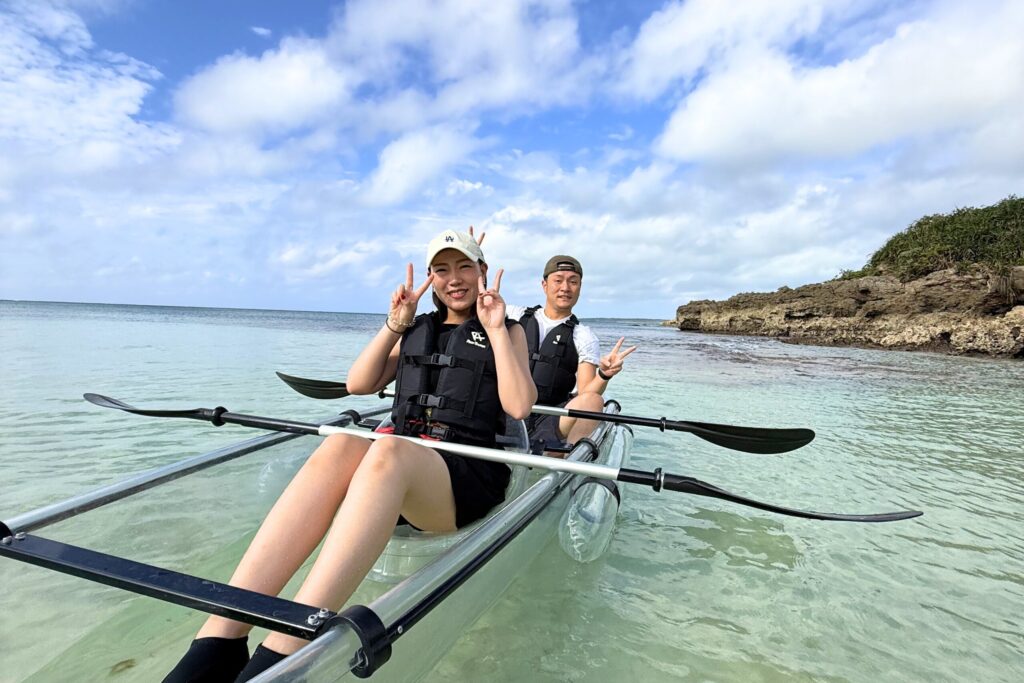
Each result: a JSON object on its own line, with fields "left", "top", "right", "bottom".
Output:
{"left": 1, "top": 301, "right": 1022, "bottom": 682}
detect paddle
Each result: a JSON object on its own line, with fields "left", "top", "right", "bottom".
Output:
{"left": 83, "top": 393, "right": 920, "bottom": 523}
{"left": 276, "top": 371, "right": 357, "bottom": 400}
{"left": 275, "top": 371, "right": 815, "bottom": 454}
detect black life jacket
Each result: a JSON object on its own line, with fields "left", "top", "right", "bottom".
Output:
{"left": 520, "top": 306, "right": 579, "bottom": 406}
{"left": 391, "top": 312, "right": 514, "bottom": 447}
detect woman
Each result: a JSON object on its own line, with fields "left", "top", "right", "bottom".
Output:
{"left": 165, "top": 229, "right": 536, "bottom": 682}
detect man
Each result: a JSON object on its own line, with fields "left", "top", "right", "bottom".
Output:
{"left": 505, "top": 254, "right": 636, "bottom": 452}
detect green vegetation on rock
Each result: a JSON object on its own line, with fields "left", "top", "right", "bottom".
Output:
{"left": 839, "top": 195, "right": 1024, "bottom": 281}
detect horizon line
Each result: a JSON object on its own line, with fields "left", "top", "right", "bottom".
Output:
{"left": 0, "top": 298, "right": 667, "bottom": 322}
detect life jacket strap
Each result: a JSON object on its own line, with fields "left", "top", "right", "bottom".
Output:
{"left": 398, "top": 417, "right": 456, "bottom": 441}
{"left": 415, "top": 393, "right": 468, "bottom": 412}
{"left": 408, "top": 353, "right": 477, "bottom": 369}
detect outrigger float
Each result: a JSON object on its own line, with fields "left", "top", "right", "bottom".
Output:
{"left": 0, "top": 376, "right": 921, "bottom": 681}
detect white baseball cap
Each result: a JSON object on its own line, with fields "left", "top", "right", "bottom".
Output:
{"left": 425, "top": 229, "right": 486, "bottom": 268}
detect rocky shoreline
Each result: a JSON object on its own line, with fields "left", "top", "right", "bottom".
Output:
{"left": 670, "top": 266, "right": 1024, "bottom": 358}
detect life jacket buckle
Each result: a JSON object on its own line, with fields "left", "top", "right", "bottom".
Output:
{"left": 416, "top": 394, "right": 447, "bottom": 409}
{"left": 426, "top": 423, "right": 452, "bottom": 440}
{"left": 428, "top": 353, "right": 456, "bottom": 367}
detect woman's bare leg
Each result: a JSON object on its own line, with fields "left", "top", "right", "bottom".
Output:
{"left": 262, "top": 436, "right": 456, "bottom": 655}
{"left": 197, "top": 433, "right": 371, "bottom": 639}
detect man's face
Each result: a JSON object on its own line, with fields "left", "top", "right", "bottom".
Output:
{"left": 542, "top": 270, "right": 582, "bottom": 314}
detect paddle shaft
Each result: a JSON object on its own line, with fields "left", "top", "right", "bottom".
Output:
{"left": 533, "top": 405, "right": 727, "bottom": 433}
{"left": 207, "top": 410, "right": 619, "bottom": 479}
{"left": 83, "top": 394, "right": 921, "bottom": 522}
{"left": 184, "top": 410, "right": 920, "bottom": 522}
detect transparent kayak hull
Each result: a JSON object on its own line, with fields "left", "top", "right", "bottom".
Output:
{"left": 254, "top": 409, "right": 632, "bottom": 682}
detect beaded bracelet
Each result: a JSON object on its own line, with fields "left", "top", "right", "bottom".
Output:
{"left": 386, "top": 314, "right": 414, "bottom": 333}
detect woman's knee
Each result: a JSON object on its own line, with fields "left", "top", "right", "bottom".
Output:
{"left": 358, "top": 437, "right": 409, "bottom": 477}
{"left": 357, "top": 436, "right": 436, "bottom": 485}
{"left": 306, "top": 434, "right": 367, "bottom": 473}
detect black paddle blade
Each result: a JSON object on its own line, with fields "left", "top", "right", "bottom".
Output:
{"left": 675, "top": 421, "right": 815, "bottom": 454}
{"left": 276, "top": 372, "right": 350, "bottom": 400}
{"left": 663, "top": 473, "right": 921, "bottom": 522}
{"left": 83, "top": 393, "right": 137, "bottom": 412}
{"left": 83, "top": 393, "right": 214, "bottom": 421}
{"left": 564, "top": 407, "right": 815, "bottom": 454}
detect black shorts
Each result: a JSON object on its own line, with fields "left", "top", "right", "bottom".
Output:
{"left": 395, "top": 446, "right": 511, "bottom": 529}
{"left": 525, "top": 398, "right": 571, "bottom": 453}
{"left": 442, "top": 452, "right": 511, "bottom": 528}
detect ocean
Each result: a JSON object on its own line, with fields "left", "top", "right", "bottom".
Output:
{"left": 1, "top": 300, "right": 1021, "bottom": 682}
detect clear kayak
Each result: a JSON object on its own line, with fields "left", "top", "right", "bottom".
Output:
{"left": 0, "top": 384, "right": 924, "bottom": 682}
{"left": 0, "top": 399, "right": 632, "bottom": 682}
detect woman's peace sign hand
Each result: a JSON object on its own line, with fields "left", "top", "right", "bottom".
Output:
{"left": 389, "top": 263, "right": 434, "bottom": 328}
{"left": 477, "top": 268, "right": 506, "bottom": 331}
{"left": 598, "top": 337, "right": 637, "bottom": 380}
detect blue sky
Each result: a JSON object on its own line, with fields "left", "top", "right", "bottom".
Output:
{"left": 2, "top": 0, "right": 1022, "bottom": 318}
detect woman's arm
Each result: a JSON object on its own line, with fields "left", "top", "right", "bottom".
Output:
{"left": 347, "top": 264, "right": 433, "bottom": 395}
{"left": 489, "top": 322, "right": 537, "bottom": 419}
{"left": 346, "top": 326, "right": 402, "bottom": 395}
{"left": 477, "top": 269, "right": 537, "bottom": 419}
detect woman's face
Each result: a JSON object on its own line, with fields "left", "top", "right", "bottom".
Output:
{"left": 429, "top": 248, "right": 486, "bottom": 313}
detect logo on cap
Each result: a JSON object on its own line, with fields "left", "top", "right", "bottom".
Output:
{"left": 445, "top": 235, "right": 454, "bottom": 242}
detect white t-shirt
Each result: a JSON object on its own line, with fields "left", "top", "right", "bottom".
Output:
{"left": 506, "top": 304, "right": 601, "bottom": 366}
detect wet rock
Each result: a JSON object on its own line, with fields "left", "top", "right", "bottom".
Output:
{"left": 670, "top": 267, "right": 1024, "bottom": 357}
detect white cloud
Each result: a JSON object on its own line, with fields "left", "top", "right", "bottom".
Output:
{"left": 655, "top": 2, "right": 1024, "bottom": 165}
{"left": 251, "top": 26, "right": 271, "bottom": 38}
{"left": 608, "top": 125, "right": 634, "bottom": 142}
{"left": 271, "top": 240, "right": 384, "bottom": 280}
{"left": 446, "top": 179, "right": 492, "bottom": 196}
{"left": 174, "top": 38, "right": 353, "bottom": 134}
{"left": 0, "top": 1, "right": 178, "bottom": 171}
{"left": 363, "top": 125, "right": 483, "bottom": 205}
{"left": 327, "top": 0, "right": 595, "bottom": 126}
{"left": 610, "top": 162, "right": 676, "bottom": 210}
{"left": 4, "top": 0, "right": 94, "bottom": 51}
{"left": 614, "top": 0, "right": 833, "bottom": 101}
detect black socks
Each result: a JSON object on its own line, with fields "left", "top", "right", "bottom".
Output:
{"left": 162, "top": 636, "right": 250, "bottom": 683}
{"left": 234, "top": 644, "right": 288, "bottom": 682}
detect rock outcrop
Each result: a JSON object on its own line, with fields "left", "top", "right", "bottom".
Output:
{"left": 672, "top": 266, "right": 1024, "bottom": 357}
